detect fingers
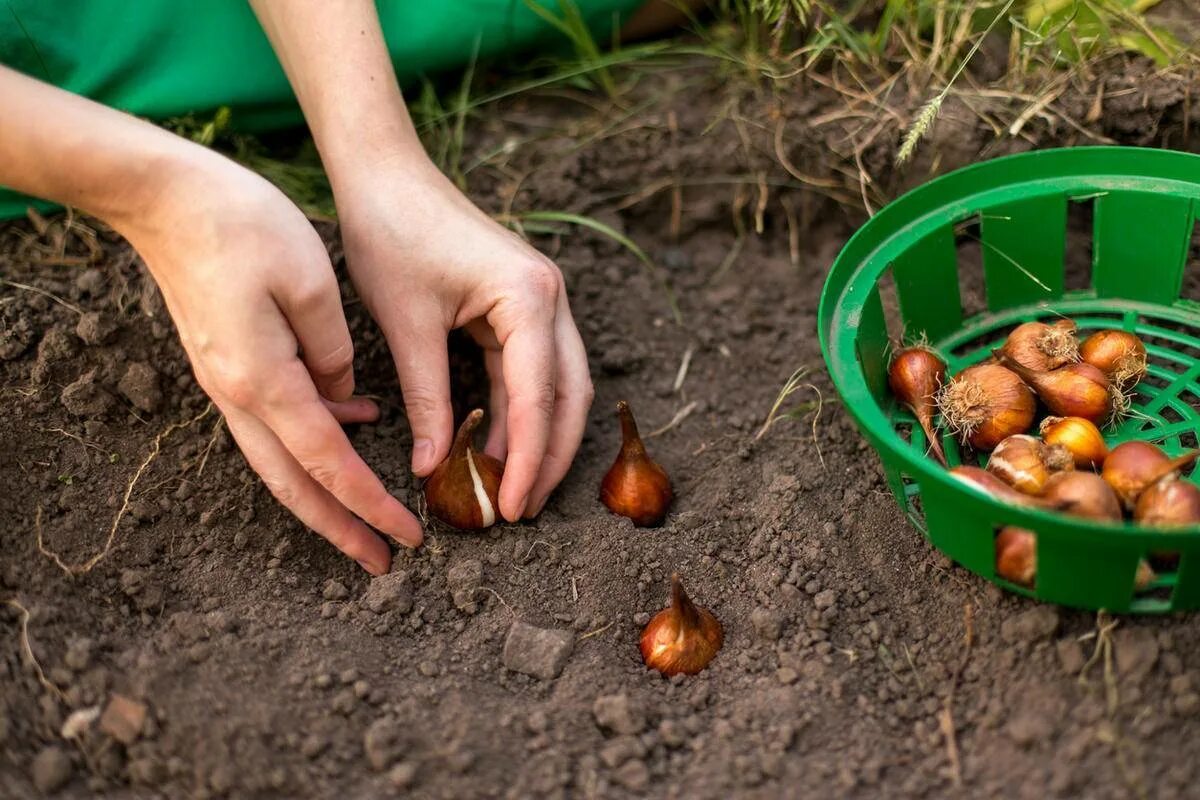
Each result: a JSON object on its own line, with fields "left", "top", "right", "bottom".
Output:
{"left": 525, "top": 300, "right": 593, "bottom": 516}
{"left": 483, "top": 349, "right": 509, "bottom": 461}
{"left": 384, "top": 309, "right": 453, "bottom": 477}
{"left": 222, "top": 407, "right": 394, "bottom": 575}
{"left": 497, "top": 316, "right": 557, "bottom": 522}
{"left": 325, "top": 396, "right": 381, "bottom": 425}
{"left": 276, "top": 269, "right": 357, "bottom": 402}
{"left": 258, "top": 362, "right": 424, "bottom": 548}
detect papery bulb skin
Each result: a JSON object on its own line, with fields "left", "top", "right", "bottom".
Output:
{"left": 949, "top": 466, "right": 1059, "bottom": 509}
{"left": 1080, "top": 330, "right": 1147, "bottom": 389}
{"left": 998, "top": 355, "right": 1113, "bottom": 426}
{"left": 998, "top": 319, "right": 1079, "bottom": 372}
{"left": 986, "top": 434, "right": 1073, "bottom": 495}
{"left": 601, "top": 401, "right": 672, "bottom": 527}
{"left": 1039, "top": 416, "right": 1109, "bottom": 469}
{"left": 936, "top": 364, "right": 1035, "bottom": 451}
{"left": 1042, "top": 471, "right": 1122, "bottom": 522}
{"left": 639, "top": 574, "right": 723, "bottom": 676}
{"left": 1102, "top": 441, "right": 1200, "bottom": 511}
{"left": 1135, "top": 478, "right": 1200, "bottom": 528}
{"left": 995, "top": 527, "right": 1036, "bottom": 586}
{"left": 888, "top": 346, "right": 948, "bottom": 466}
{"left": 424, "top": 409, "right": 504, "bottom": 530}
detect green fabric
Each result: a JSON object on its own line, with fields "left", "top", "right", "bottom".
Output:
{"left": 0, "top": 0, "right": 644, "bottom": 218}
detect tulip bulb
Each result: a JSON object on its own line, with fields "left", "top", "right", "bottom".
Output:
{"left": 997, "top": 354, "right": 1117, "bottom": 426}
{"left": 937, "top": 364, "right": 1036, "bottom": 451}
{"left": 987, "top": 434, "right": 1073, "bottom": 495}
{"left": 423, "top": 409, "right": 504, "bottom": 530}
{"left": 1102, "top": 441, "right": 1200, "bottom": 511}
{"left": 1039, "top": 416, "right": 1109, "bottom": 469}
{"left": 995, "top": 527, "right": 1036, "bottom": 586}
{"left": 949, "top": 466, "right": 1060, "bottom": 510}
{"left": 1135, "top": 477, "right": 1200, "bottom": 528}
{"left": 997, "top": 319, "right": 1079, "bottom": 372}
{"left": 1041, "top": 471, "right": 1122, "bottom": 522}
{"left": 1080, "top": 329, "right": 1147, "bottom": 389}
{"left": 640, "top": 574, "right": 723, "bottom": 676}
{"left": 888, "top": 346, "right": 948, "bottom": 466}
{"left": 601, "top": 401, "right": 672, "bottom": 527}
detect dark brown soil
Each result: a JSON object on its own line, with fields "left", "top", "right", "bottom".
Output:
{"left": 4, "top": 53, "right": 1200, "bottom": 800}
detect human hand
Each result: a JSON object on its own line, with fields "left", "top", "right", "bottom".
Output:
{"left": 334, "top": 160, "right": 594, "bottom": 522}
{"left": 118, "top": 151, "right": 422, "bottom": 574}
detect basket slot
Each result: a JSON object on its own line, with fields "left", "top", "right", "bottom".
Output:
{"left": 855, "top": 283, "right": 891, "bottom": 404}
{"left": 980, "top": 195, "right": 1067, "bottom": 311}
{"left": 1093, "top": 192, "right": 1193, "bottom": 304}
{"left": 1169, "top": 553, "right": 1200, "bottom": 609}
{"left": 891, "top": 225, "right": 962, "bottom": 342}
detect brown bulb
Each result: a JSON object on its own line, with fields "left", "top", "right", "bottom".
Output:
{"left": 997, "top": 354, "right": 1115, "bottom": 426}
{"left": 888, "top": 346, "right": 947, "bottom": 466}
{"left": 937, "top": 364, "right": 1036, "bottom": 451}
{"left": 1042, "top": 471, "right": 1122, "bottom": 522}
{"left": 995, "top": 527, "right": 1036, "bottom": 586}
{"left": 997, "top": 319, "right": 1079, "bottom": 372}
{"left": 639, "top": 574, "right": 723, "bottom": 676}
{"left": 1135, "top": 478, "right": 1200, "bottom": 528}
{"left": 987, "top": 434, "right": 1073, "bottom": 495}
{"left": 949, "top": 466, "right": 1060, "bottom": 510}
{"left": 423, "top": 409, "right": 504, "bottom": 530}
{"left": 1039, "top": 416, "right": 1109, "bottom": 469}
{"left": 1080, "top": 330, "right": 1147, "bottom": 389}
{"left": 1102, "top": 441, "right": 1200, "bottom": 511}
{"left": 601, "top": 401, "right": 672, "bottom": 526}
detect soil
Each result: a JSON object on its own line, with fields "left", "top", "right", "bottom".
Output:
{"left": 4, "top": 46, "right": 1200, "bottom": 800}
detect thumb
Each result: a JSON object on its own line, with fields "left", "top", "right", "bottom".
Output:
{"left": 384, "top": 311, "right": 453, "bottom": 476}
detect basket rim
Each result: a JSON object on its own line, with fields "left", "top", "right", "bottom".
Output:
{"left": 818, "top": 145, "right": 1200, "bottom": 540}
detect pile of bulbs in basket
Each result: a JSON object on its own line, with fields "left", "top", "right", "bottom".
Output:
{"left": 888, "top": 321, "right": 1200, "bottom": 588}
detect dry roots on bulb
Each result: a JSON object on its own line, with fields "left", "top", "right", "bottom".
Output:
{"left": 601, "top": 401, "right": 673, "bottom": 527}
{"left": 1080, "top": 329, "right": 1147, "bottom": 389}
{"left": 936, "top": 364, "right": 1036, "bottom": 451}
{"left": 1041, "top": 471, "right": 1122, "bottom": 522}
{"left": 997, "top": 354, "right": 1119, "bottom": 426}
{"left": 1135, "top": 477, "right": 1200, "bottom": 528}
{"left": 986, "top": 434, "right": 1074, "bottom": 495}
{"left": 423, "top": 409, "right": 504, "bottom": 530}
{"left": 888, "top": 346, "right": 948, "bottom": 466}
{"left": 995, "top": 527, "right": 1036, "bottom": 586}
{"left": 1102, "top": 441, "right": 1200, "bottom": 511}
{"left": 997, "top": 319, "right": 1079, "bottom": 372}
{"left": 640, "top": 574, "right": 723, "bottom": 676}
{"left": 1039, "top": 416, "right": 1109, "bottom": 469}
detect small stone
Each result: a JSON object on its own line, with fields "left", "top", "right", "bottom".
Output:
{"left": 776, "top": 667, "right": 799, "bottom": 685}
{"left": 353, "top": 679, "right": 371, "bottom": 698}
{"left": 117, "top": 362, "right": 162, "bottom": 413}
{"left": 526, "top": 710, "right": 550, "bottom": 734}
{"left": 388, "top": 762, "right": 418, "bottom": 789}
{"left": 339, "top": 668, "right": 359, "bottom": 685}
{"left": 813, "top": 590, "right": 836, "bottom": 610}
{"left": 1056, "top": 638, "right": 1084, "bottom": 675}
{"left": 322, "top": 580, "right": 349, "bottom": 601}
{"left": 64, "top": 637, "right": 95, "bottom": 672}
{"left": 363, "top": 717, "right": 405, "bottom": 771}
{"left": 447, "top": 559, "right": 484, "bottom": 614}
{"left": 1000, "top": 606, "right": 1059, "bottom": 644}
{"left": 362, "top": 571, "right": 413, "bottom": 614}
{"left": 613, "top": 760, "right": 650, "bottom": 792}
{"left": 301, "top": 734, "right": 329, "bottom": 759}
{"left": 75, "top": 312, "right": 117, "bottom": 346}
{"left": 750, "top": 607, "right": 784, "bottom": 642}
{"left": 1175, "top": 693, "right": 1200, "bottom": 715}
{"left": 99, "top": 694, "right": 147, "bottom": 745}
{"left": 418, "top": 661, "right": 439, "bottom": 678}
{"left": 31, "top": 746, "right": 72, "bottom": 794}
{"left": 319, "top": 602, "right": 337, "bottom": 619}
{"left": 313, "top": 673, "right": 332, "bottom": 689}
{"left": 592, "top": 693, "right": 645, "bottom": 736}
{"left": 599, "top": 735, "right": 646, "bottom": 768}
{"left": 120, "top": 569, "right": 144, "bottom": 596}
{"left": 1115, "top": 627, "right": 1159, "bottom": 681}
{"left": 332, "top": 689, "right": 358, "bottom": 715}
{"left": 502, "top": 621, "right": 574, "bottom": 680}
{"left": 658, "top": 719, "right": 686, "bottom": 748}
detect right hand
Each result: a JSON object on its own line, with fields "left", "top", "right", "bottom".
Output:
{"left": 117, "top": 149, "right": 422, "bottom": 575}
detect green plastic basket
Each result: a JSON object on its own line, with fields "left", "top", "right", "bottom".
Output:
{"left": 819, "top": 147, "right": 1200, "bottom": 613}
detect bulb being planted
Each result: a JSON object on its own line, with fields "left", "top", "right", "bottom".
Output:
{"left": 640, "top": 574, "right": 723, "bottom": 676}
{"left": 423, "top": 409, "right": 504, "bottom": 530}
{"left": 601, "top": 401, "right": 672, "bottom": 527}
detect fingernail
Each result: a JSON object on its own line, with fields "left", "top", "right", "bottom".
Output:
{"left": 412, "top": 439, "right": 435, "bottom": 474}
{"left": 526, "top": 495, "right": 547, "bottom": 518}
{"left": 356, "top": 558, "right": 383, "bottom": 576}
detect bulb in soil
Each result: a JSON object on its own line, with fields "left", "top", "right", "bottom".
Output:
{"left": 601, "top": 401, "right": 672, "bottom": 527}
{"left": 1080, "top": 329, "right": 1147, "bottom": 389}
{"left": 888, "top": 346, "right": 948, "bottom": 466}
{"left": 997, "top": 354, "right": 1118, "bottom": 426}
{"left": 995, "top": 527, "right": 1036, "bottom": 586}
{"left": 1102, "top": 441, "right": 1200, "bottom": 511}
{"left": 986, "top": 434, "right": 1074, "bottom": 495}
{"left": 936, "top": 364, "right": 1036, "bottom": 451}
{"left": 1039, "top": 416, "right": 1109, "bottom": 469}
{"left": 423, "top": 409, "right": 504, "bottom": 530}
{"left": 997, "top": 319, "right": 1079, "bottom": 372}
{"left": 640, "top": 574, "right": 723, "bottom": 676}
